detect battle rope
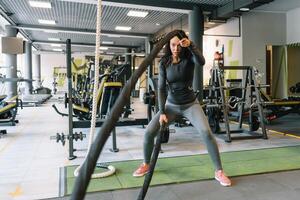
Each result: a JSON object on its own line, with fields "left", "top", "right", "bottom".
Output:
{"left": 137, "top": 123, "right": 167, "bottom": 200}
{"left": 73, "top": 0, "right": 115, "bottom": 179}
{"left": 70, "top": 29, "right": 183, "bottom": 200}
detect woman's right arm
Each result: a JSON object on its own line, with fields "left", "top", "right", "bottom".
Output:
{"left": 158, "top": 60, "right": 168, "bottom": 124}
{"left": 158, "top": 60, "right": 167, "bottom": 114}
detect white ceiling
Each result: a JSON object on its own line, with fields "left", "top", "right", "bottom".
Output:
{"left": 254, "top": 0, "right": 300, "bottom": 12}
{"left": 2, "top": 0, "right": 295, "bottom": 54}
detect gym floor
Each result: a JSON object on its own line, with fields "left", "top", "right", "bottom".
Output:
{"left": 50, "top": 170, "right": 300, "bottom": 200}
{"left": 0, "top": 95, "right": 299, "bottom": 200}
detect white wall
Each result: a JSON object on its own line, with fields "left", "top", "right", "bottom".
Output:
{"left": 203, "top": 17, "right": 243, "bottom": 84}
{"left": 40, "top": 53, "right": 66, "bottom": 91}
{"left": 287, "top": 7, "right": 300, "bottom": 43}
{"left": 242, "top": 11, "right": 286, "bottom": 83}
{"left": 40, "top": 53, "right": 115, "bottom": 92}
{"left": 205, "top": 17, "right": 240, "bottom": 36}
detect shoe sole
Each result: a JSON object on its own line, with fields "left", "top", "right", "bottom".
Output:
{"left": 133, "top": 171, "right": 149, "bottom": 177}
{"left": 215, "top": 177, "right": 231, "bottom": 187}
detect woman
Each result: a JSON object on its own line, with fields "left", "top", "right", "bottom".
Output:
{"left": 133, "top": 30, "right": 231, "bottom": 187}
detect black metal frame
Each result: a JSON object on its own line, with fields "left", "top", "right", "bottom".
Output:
{"left": 209, "top": 65, "right": 268, "bottom": 142}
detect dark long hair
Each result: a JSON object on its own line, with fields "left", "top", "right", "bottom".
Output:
{"left": 161, "top": 30, "right": 192, "bottom": 66}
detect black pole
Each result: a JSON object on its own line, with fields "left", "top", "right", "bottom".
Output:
{"left": 189, "top": 6, "right": 204, "bottom": 102}
{"left": 70, "top": 30, "right": 183, "bottom": 200}
{"left": 66, "top": 39, "right": 76, "bottom": 160}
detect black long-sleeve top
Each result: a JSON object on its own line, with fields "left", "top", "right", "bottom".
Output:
{"left": 158, "top": 42, "right": 205, "bottom": 114}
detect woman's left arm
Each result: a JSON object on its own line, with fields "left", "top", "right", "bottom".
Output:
{"left": 180, "top": 38, "right": 205, "bottom": 65}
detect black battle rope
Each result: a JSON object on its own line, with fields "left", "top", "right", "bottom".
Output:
{"left": 137, "top": 123, "right": 166, "bottom": 200}
{"left": 70, "top": 30, "right": 182, "bottom": 200}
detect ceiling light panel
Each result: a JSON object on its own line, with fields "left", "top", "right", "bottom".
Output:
{"left": 44, "top": 30, "right": 59, "bottom": 33}
{"left": 38, "top": 19, "right": 56, "bottom": 25}
{"left": 99, "top": 47, "right": 108, "bottom": 50}
{"left": 115, "top": 26, "right": 132, "bottom": 31}
{"left": 127, "top": 10, "right": 148, "bottom": 18}
{"left": 51, "top": 44, "right": 62, "bottom": 47}
{"left": 48, "top": 38, "right": 61, "bottom": 41}
{"left": 29, "top": 1, "right": 52, "bottom": 9}
{"left": 53, "top": 48, "right": 63, "bottom": 51}
{"left": 102, "top": 41, "right": 114, "bottom": 44}
{"left": 239, "top": 7, "right": 250, "bottom": 11}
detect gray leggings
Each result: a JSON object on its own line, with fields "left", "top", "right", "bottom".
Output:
{"left": 143, "top": 99, "right": 222, "bottom": 170}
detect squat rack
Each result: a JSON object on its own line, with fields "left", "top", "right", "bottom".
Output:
{"left": 207, "top": 65, "right": 268, "bottom": 142}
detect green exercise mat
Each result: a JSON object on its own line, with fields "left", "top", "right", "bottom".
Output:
{"left": 62, "top": 145, "right": 300, "bottom": 195}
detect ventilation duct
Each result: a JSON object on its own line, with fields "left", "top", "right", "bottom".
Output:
{"left": 211, "top": 0, "right": 274, "bottom": 19}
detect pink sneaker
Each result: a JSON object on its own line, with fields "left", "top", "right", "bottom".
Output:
{"left": 215, "top": 170, "right": 232, "bottom": 186}
{"left": 133, "top": 163, "right": 150, "bottom": 177}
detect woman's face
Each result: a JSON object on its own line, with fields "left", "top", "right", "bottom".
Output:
{"left": 170, "top": 36, "right": 181, "bottom": 57}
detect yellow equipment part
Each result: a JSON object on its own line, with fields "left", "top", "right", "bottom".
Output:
{"left": 0, "top": 103, "right": 16, "bottom": 113}
{"left": 272, "top": 101, "right": 300, "bottom": 106}
{"left": 103, "top": 82, "right": 122, "bottom": 87}
{"left": 73, "top": 104, "right": 89, "bottom": 113}
{"left": 96, "top": 75, "right": 109, "bottom": 105}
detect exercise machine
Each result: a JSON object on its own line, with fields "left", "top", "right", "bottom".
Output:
{"left": 0, "top": 94, "right": 22, "bottom": 126}
{"left": 51, "top": 40, "right": 148, "bottom": 159}
{"left": 260, "top": 91, "right": 300, "bottom": 122}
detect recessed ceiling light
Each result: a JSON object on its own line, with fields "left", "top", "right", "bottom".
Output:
{"left": 107, "top": 35, "right": 121, "bottom": 38}
{"left": 127, "top": 10, "right": 148, "bottom": 18}
{"left": 115, "top": 26, "right": 132, "bottom": 31}
{"left": 48, "top": 38, "right": 61, "bottom": 41}
{"left": 240, "top": 7, "right": 250, "bottom": 11}
{"left": 102, "top": 41, "right": 114, "bottom": 45}
{"left": 44, "top": 30, "right": 59, "bottom": 33}
{"left": 99, "top": 47, "right": 108, "bottom": 50}
{"left": 156, "top": 23, "right": 160, "bottom": 26}
{"left": 51, "top": 44, "right": 62, "bottom": 47}
{"left": 53, "top": 48, "right": 63, "bottom": 52}
{"left": 29, "top": 1, "right": 52, "bottom": 9}
{"left": 38, "top": 19, "right": 56, "bottom": 25}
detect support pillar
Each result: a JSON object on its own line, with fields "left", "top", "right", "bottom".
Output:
{"left": 24, "top": 41, "right": 33, "bottom": 94}
{"left": 32, "top": 54, "right": 41, "bottom": 89}
{"left": 4, "top": 25, "right": 18, "bottom": 98}
{"left": 189, "top": 6, "right": 204, "bottom": 102}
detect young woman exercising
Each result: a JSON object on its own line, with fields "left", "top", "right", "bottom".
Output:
{"left": 133, "top": 30, "right": 231, "bottom": 187}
